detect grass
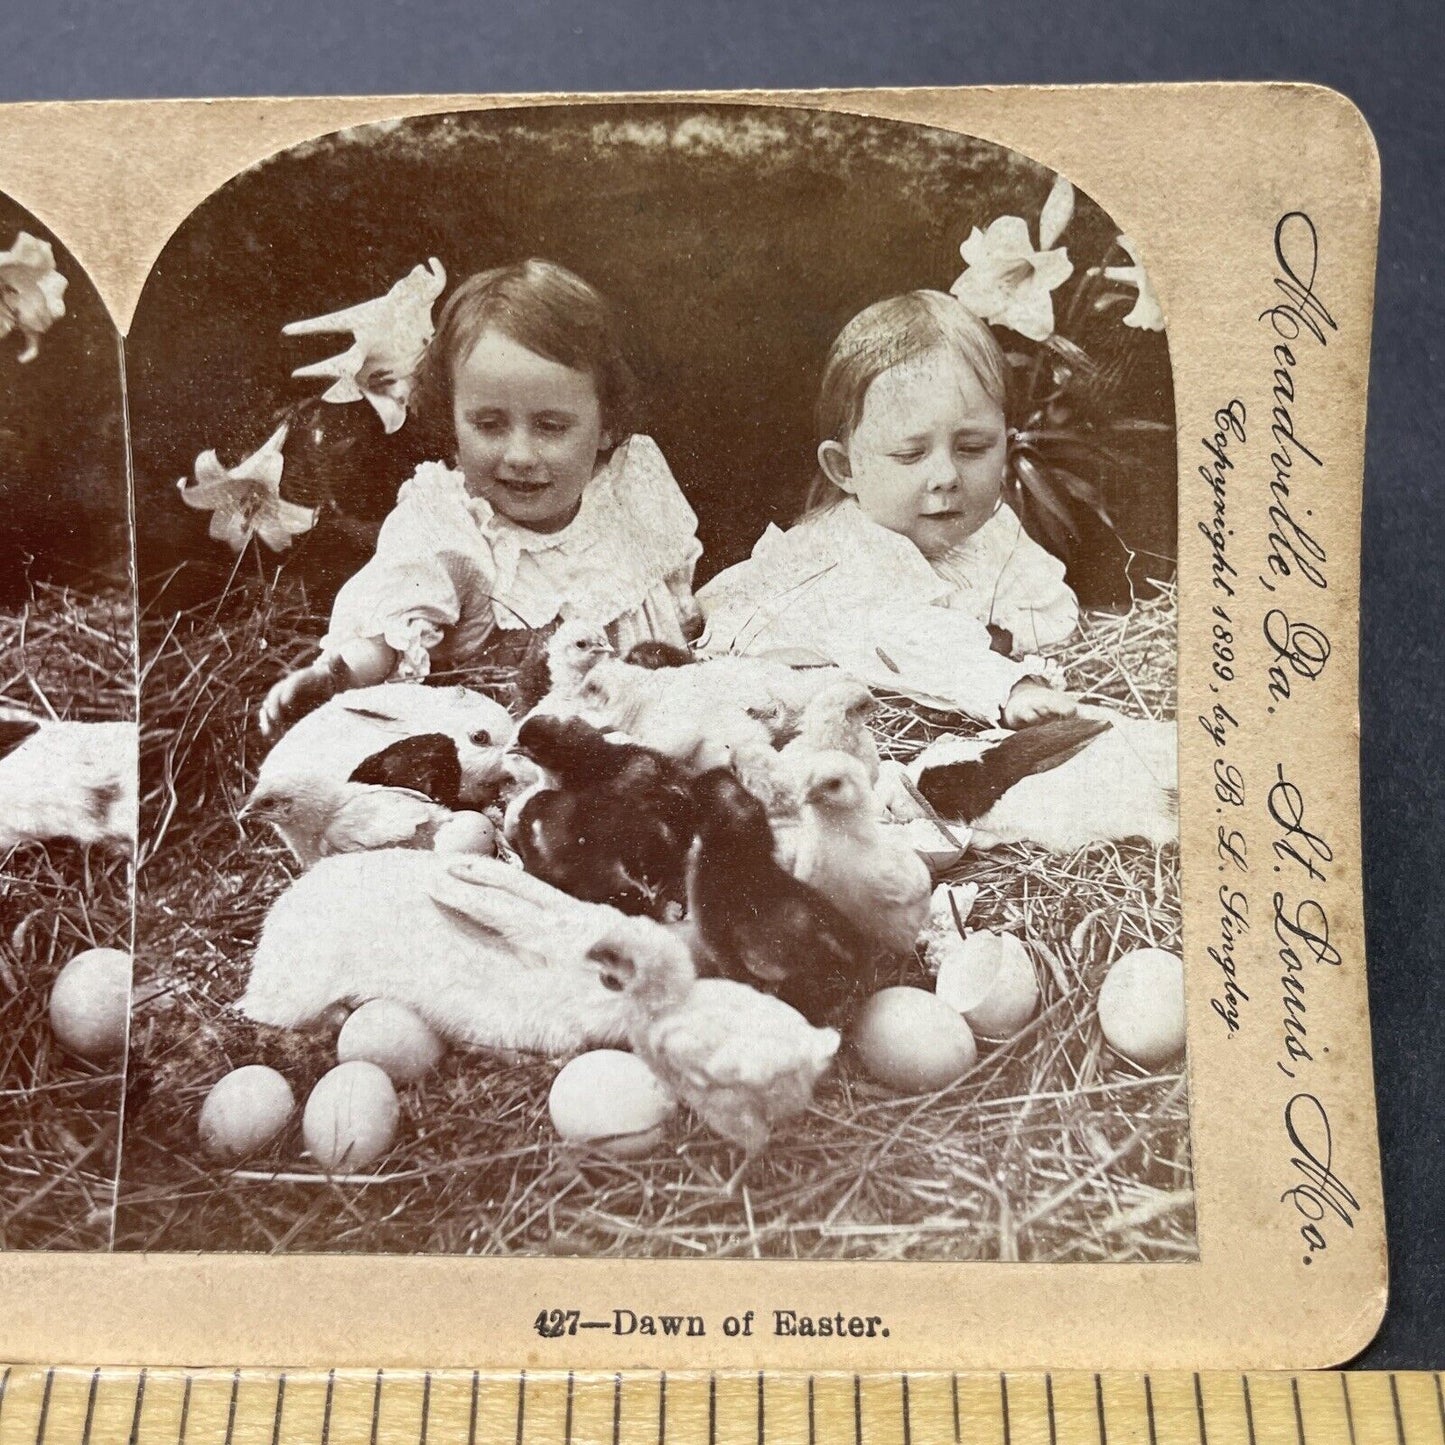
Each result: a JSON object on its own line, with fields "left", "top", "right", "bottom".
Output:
{"left": 0, "top": 583, "right": 134, "bottom": 1250}
{"left": 113, "top": 563, "right": 1190, "bottom": 1261}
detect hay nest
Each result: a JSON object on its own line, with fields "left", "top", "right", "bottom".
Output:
{"left": 116, "top": 568, "right": 1190, "bottom": 1261}
{"left": 0, "top": 584, "right": 133, "bottom": 1249}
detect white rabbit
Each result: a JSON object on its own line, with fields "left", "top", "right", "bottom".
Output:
{"left": 255, "top": 682, "right": 513, "bottom": 806}
{"left": 899, "top": 707, "right": 1178, "bottom": 851}
{"left": 238, "top": 849, "right": 667, "bottom": 1054}
{"left": 0, "top": 712, "right": 136, "bottom": 850}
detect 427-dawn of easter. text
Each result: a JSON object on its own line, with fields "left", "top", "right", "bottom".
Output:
{"left": 534, "top": 1308, "right": 892, "bottom": 1339}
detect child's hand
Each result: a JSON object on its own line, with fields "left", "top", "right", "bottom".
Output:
{"left": 258, "top": 660, "right": 345, "bottom": 741}
{"left": 1002, "top": 678, "right": 1078, "bottom": 729}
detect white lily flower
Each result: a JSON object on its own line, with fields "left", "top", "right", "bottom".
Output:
{"left": 950, "top": 213, "right": 1073, "bottom": 343}
{"left": 284, "top": 259, "right": 447, "bottom": 433}
{"left": 1103, "top": 236, "right": 1166, "bottom": 331}
{"left": 0, "top": 231, "right": 68, "bottom": 363}
{"left": 177, "top": 423, "right": 317, "bottom": 553}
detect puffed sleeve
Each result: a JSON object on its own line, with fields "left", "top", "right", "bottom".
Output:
{"left": 991, "top": 522, "right": 1080, "bottom": 652}
{"left": 320, "top": 463, "right": 496, "bottom": 680}
{"left": 613, "top": 435, "right": 704, "bottom": 581}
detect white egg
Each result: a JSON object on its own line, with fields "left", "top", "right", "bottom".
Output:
{"left": 432, "top": 811, "right": 498, "bottom": 856}
{"left": 1098, "top": 948, "right": 1186, "bottom": 1069}
{"left": 199, "top": 1066, "right": 295, "bottom": 1159}
{"left": 851, "top": 986, "right": 977, "bottom": 1093}
{"left": 933, "top": 929, "right": 1039, "bottom": 1040}
{"left": 48, "top": 947, "right": 132, "bottom": 1061}
{"left": 303, "top": 1061, "right": 399, "bottom": 1171}
{"left": 548, "top": 1050, "right": 676, "bottom": 1155}
{"left": 337, "top": 999, "right": 444, "bottom": 1084}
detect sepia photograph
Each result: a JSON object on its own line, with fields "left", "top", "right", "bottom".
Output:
{"left": 0, "top": 192, "right": 135, "bottom": 1250}
{"left": 112, "top": 101, "right": 1185, "bottom": 1263}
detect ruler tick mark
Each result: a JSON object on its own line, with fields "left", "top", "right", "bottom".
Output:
{"left": 371, "top": 1369, "right": 384, "bottom": 1445}
{"left": 854, "top": 1373, "right": 862, "bottom": 1445}
{"left": 1045, "top": 1375, "right": 1058, "bottom": 1445}
{"left": 1095, "top": 1373, "right": 1108, "bottom": 1445}
{"left": 224, "top": 1369, "right": 240, "bottom": 1445}
{"left": 952, "top": 1373, "right": 961, "bottom": 1444}
{"left": 467, "top": 1371, "right": 478, "bottom": 1445}
{"left": 1340, "top": 1372, "right": 1357, "bottom": 1445}
{"left": 1390, "top": 1375, "right": 1406, "bottom": 1445}
{"left": 707, "top": 1373, "right": 715, "bottom": 1445}
{"left": 902, "top": 1372, "right": 911, "bottom": 1445}
{"left": 271, "top": 1374, "right": 285, "bottom": 1445}
{"left": 615, "top": 1372, "right": 623, "bottom": 1445}
{"left": 564, "top": 1372, "right": 573, "bottom": 1445}
{"left": 322, "top": 1370, "right": 335, "bottom": 1445}
{"left": 1435, "top": 1375, "right": 1444, "bottom": 1440}
{"left": 1291, "top": 1377, "right": 1305, "bottom": 1445}
{"left": 1194, "top": 1374, "right": 1207, "bottom": 1445}
{"left": 35, "top": 1368, "right": 54, "bottom": 1445}
{"left": 0, "top": 1364, "right": 10, "bottom": 1431}
{"left": 659, "top": 1371, "right": 667, "bottom": 1445}
{"left": 515, "top": 1368, "right": 526, "bottom": 1445}
{"left": 420, "top": 1373, "right": 431, "bottom": 1445}
{"left": 1242, "top": 1376, "right": 1257, "bottom": 1445}
{"left": 808, "top": 1376, "right": 816, "bottom": 1445}
{"left": 126, "top": 1369, "right": 147, "bottom": 1445}
{"left": 1145, "top": 1375, "right": 1157, "bottom": 1445}
{"left": 757, "top": 1371, "right": 765, "bottom": 1445}
{"left": 1001, "top": 1374, "right": 1011, "bottom": 1445}
{"left": 177, "top": 1377, "right": 192, "bottom": 1445}
{"left": 81, "top": 1367, "right": 100, "bottom": 1445}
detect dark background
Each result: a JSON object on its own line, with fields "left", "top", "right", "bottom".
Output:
{"left": 0, "top": 194, "right": 127, "bottom": 606}
{"left": 0, "top": 0, "right": 1438, "bottom": 1368}
{"left": 125, "top": 105, "right": 1172, "bottom": 609}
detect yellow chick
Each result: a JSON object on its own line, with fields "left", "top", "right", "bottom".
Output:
{"left": 788, "top": 750, "right": 932, "bottom": 956}
{"left": 780, "top": 677, "right": 881, "bottom": 784}
{"left": 242, "top": 771, "right": 452, "bottom": 868}
{"left": 588, "top": 917, "right": 841, "bottom": 1154}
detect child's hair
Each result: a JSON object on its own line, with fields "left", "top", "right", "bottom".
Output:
{"left": 803, "top": 290, "right": 1008, "bottom": 516}
{"left": 412, "top": 259, "right": 640, "bottom": 452}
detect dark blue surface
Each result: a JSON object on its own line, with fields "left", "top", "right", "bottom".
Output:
{"left": 1, "top": 0, "right": 1439, "bottom": 1367}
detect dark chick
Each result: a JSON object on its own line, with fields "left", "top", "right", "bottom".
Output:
{"left": 348, "top": 732, "right": 463, "bottom": 809}
{"left": 507, "top": 714, "right": 697, "bottom": 918}
{"left": 686, "top": 768, "right": 878, "bottom": 1027}
{"left": 623, "top": 639, "right": 694, "bottom": 670}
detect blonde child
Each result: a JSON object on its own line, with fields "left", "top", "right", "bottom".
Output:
{"left": 262, "top": 260, "right": 702, "bottom": 735}
{"left": 699, "top": 291, "right": 1079, "bottom": 726}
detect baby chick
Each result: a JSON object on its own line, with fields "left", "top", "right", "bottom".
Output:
{"left": 242, "top": 771, "right": 452, "bottom": 868}
{"left": 588, "top": 916, "right": 841, "bottom": 1153}
{"left": 623, "top": 640, "right": 694, "bottom": 669}
{"left": 505, "top": 714, "right": 697, "bottom": 917}
{"left": 525, "top": 621, "right": 616, "bottom": 715}
{"left": 686, "top": 768, "right": 878, "bottom": 1025}
{"left": 0, "top": 714, "right": 136, "bottom": 851}
{"left": 780, "top": 678, "right": 881, "bottom": 785}
{"left": 789, "top": 750, "right": 931, "bottom": 956}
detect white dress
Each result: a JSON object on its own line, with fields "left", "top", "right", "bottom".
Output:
{"left": 321, "top": 435, "right": 703, "bottom": 678}
{"left": 930, "top": 503, "right": 1079, "bottom": 653}
{"left": 696, "top": 500, "right": 1075, "bottom": 722}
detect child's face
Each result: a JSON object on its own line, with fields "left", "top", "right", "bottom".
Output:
{"left": 820, "top": 348, "right": 1007, "bottom": 559}
{"left": 452, "top": 329, "right": 608, "bottom": 533}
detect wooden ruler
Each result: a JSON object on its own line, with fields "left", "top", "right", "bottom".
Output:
{"left": 0, "top": 1369, "right": 1441, "bottom": 1444}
